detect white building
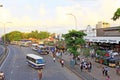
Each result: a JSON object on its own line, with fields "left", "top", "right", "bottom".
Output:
{"left": 83, "top": 25, "right": 96, "bottom": 37}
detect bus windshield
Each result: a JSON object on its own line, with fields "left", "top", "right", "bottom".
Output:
{"left": 36, "top": 59, "right": 45, "bottom": 64}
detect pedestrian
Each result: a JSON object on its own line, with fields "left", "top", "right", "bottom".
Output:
{"left": 88, "top": 63, "right": 91, "bottom": 72}
{"left": 53, "top": 57, "right": 56, "bottom": 62}
{"left": 77, "top": 56, "right": 80, "bottom": 61}
{"left": 106, "top": 75, "right": 110, "bottom": 80}
{"left": 60, "top": 59, "right": 64, "bottom": 67}
{"left": 104, "top": 66, "right": 109, "bottom": 76}
{"left": 102, "top": 67, "right": 105, "bottom": 76}
{"left": 80, "top": 63, "right": 83, "bottom": 71}
{"left": 38, "top": 69, "right": 42, "bottom": 80}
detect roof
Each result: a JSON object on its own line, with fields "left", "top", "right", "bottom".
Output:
{"left": 26, "top": 54, "right": 43, "bottom": 59}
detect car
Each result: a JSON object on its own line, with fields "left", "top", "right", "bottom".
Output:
{"left": 31, "top": 43, "right": 38, "bottom": 51}
{"left": 111, "top": 52, "right": 119, "bottom": 56}
{"left": 37, "top": 47, "right": 49, "bottom": 55}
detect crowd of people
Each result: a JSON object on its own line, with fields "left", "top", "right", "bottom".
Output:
{"left": 79, "top": 58, "right": 92, "bottom": 72}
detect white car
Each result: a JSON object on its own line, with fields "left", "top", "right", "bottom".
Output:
{"left": 111, "top": 52, "right": 119, "bottom": 56}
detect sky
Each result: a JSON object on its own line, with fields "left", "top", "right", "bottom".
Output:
{"left": 0, "top": 0, "right": 120, "bottom": 36}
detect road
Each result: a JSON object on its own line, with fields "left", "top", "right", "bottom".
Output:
{"left": 0, "top": 45, "right": 4, "bottom": 55}
{"left": 0, "top": 45, "right": 82, "bottom": 80}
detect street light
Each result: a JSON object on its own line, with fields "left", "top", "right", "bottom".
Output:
{"left": 0, "top": 22, "right": 12, "bottom": 45}
{"left": 66, "top": 13, "right": 77, "bottom": 30}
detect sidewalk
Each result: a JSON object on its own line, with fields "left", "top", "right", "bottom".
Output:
{"left": 61, "top": 53, "right": 120, "bottom": 80}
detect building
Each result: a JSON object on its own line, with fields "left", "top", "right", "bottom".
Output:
{"left": 96, "top": 21, "right": 110, "bottom": 29}
{"left": 84, "top": 25, "right": 96, "bottom": 37}
{"left": 96, "top": 26, "right": 120, "bottom": 37}
{"left": 84, "top": 25, "right": 120, "bottom": 52}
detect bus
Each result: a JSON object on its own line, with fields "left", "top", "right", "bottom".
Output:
{"left": 26, "top": 54, "right": 45, "bottom": 68}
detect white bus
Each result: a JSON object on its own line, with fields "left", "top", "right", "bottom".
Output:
{"left": 26, "top": 54, "right": 45, "bottom": 68}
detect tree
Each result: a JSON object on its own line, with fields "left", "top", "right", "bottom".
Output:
{"left": 63, "top": 30, "right": 86, "bottom": 63}
{"left": 8, "top": 31, "right": 22, "bottom": 41}
{"left": 38, "top": 31, "right": 50, "bottom": 39}
{"left": 22, "top": 33, "right": 30, "bottom": 39}
{"left": 29, "top": 30, "right": 39, "bottom": 39}
{"left": 112, "top": 8, "right": 120, "bottom": 21}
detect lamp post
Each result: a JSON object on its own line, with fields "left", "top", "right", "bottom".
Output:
{"left": 0, "top": 22, "right": 12, "bottom": 45}
{"left": 66, "top": 13, "right": 77, "bottom": 30}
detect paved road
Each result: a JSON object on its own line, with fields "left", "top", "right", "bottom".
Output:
{"left": 0, "top": 45, "right": 82, "bottom": 80}
{"left": 0, "top": 45, "right": 4, "bottom": 56}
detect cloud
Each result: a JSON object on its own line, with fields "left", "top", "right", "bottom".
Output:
{"left": 1, "top": 0, "right": 120, "bottom": 35}
{"left": 39, "top": 4, "right": 47, "bottom": 16}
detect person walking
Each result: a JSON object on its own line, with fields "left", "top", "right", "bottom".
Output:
{"left": 38, "top": 69, "right": 42, "bottom": 80}
{"left": 102, "top": 67, "right": 105, "bottom": 76}
{"left": 104, "top": 66, "right": 109, "bottom": 76}
{"left": 80, "top": 63, "right": 83, "bottom": 71}
{"left": 53, "top": 57, "right": 56, "bottom": 62}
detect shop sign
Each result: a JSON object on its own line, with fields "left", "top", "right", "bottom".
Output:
{"left": 99, "top": 39, "right": 107, "bottom": 43}
{"left": 92, "top": 39, "right": 98, "bottom": 42}
{"left": 108, "top": 40, "right": 117, "bottom": 43}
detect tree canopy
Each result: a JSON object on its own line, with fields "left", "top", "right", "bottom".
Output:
{"left": 63, "top": 30, "right": 86, "bottom": 57}
{"left": 1, "top": 30, "right": 51, "bottom": 42}
{"left": 8, "top": 31, "right": 22, "bottom": 41}
{"left": 112, "top": 8, "right": 120, "bottom": 21}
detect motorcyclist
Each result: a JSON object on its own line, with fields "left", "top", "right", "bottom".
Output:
{"left": 0, "top": 71, "right": 5, "bottom": 80}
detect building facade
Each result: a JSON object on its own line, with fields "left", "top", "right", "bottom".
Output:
{"left": 84, "top": 25, "right": 120, "bottom": 52}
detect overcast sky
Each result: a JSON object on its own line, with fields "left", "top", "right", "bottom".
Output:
{"left": 0, "top": 0, "right": 120, "bottom": 36}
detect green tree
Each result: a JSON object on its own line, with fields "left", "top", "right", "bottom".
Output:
{"left": 38, "top": 31, "right": 50, "bottom": 39}
{"left": 22, "top": 32, "right": 30, "bottom": 39}
{"left": 1, "top": 33, "right": 10, "bottom": 43}
{"left": 112, "top": 8, "right": 120, "bottom": 21}
{"left": 29, "top": 30, "right": 39, "bottom": 39}
{"left": 83, "top": 48, "right": 90, "bottom": 58}
{"left": 63, "top": 30, "right": 86, "bottom": 61}
{"left": 8, "top": 31, "right": 22, "bottom": 41}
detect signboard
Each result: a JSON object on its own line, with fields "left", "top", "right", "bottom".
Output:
{"left": 84, "top": 37, "right": 120, "bottom": 44}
